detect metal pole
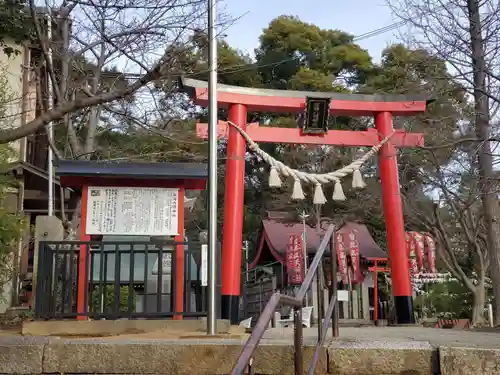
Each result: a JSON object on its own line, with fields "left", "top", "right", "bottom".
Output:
{"left": 488, "top": 303, "right": 494, "bottom": 327}
{"left": 300, "top": 211, "right": 309, "bottom": 276}
{"left": 314, "top": 204, "right": 324, "bottom": 327}
{"left": 207, "top": 0, "right": 218, "bottom": 336}
{"left": 330, "top": 231, "right": 338, "bottom": 337}
{"left": 47, "top": 14, "right": 54, "bottom": 216}
{"left": 245, "top": 240, "right": 249, "bottom": 283}
{"left": 374, "top": 265, "right": 379, "bottom": 322}
{"left": 299, "top": 210, "right": 309, "bottom": 306}
{"left": 293, "top": 309, "right": 304, "bottom": 375}
{"left": 347, "top": 269, "right": 353, "bottom": 319}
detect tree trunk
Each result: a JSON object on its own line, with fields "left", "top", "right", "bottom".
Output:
{"left": 471, "top": 282, "right": 486, "bottom": 326}
{"left": 66, "top": 197, "right": 82, "bottom": 240}
{"left": 467, "top": 0, "right": 500, "bottom": 324}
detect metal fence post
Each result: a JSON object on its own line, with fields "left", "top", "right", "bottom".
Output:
{"left": 293, "top": 308, "right": 304, "bottom": 375}
{"left": 330, "top": 231, "right": 339, "bottom": 337}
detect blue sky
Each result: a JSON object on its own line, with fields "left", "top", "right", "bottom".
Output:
{"left": 223, "top": 0, "right": 401, "bottom": 63}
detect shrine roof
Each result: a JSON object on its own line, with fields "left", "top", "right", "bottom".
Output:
{"left": 54, "top": 160, "right": 208, "bottom": 180}
{"left": 250, "top": 219, "right": 386, "bottom": 268}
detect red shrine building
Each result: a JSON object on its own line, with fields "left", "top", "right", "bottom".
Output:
{"left": 245, "top": 212, "right": 389, "bottom": 323}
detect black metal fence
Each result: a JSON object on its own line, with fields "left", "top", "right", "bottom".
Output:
{"left": 35, "top": 240, "right": 218, "bottom": 320}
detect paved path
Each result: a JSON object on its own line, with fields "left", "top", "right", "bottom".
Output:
{"left": 263, "top": 326, "right": 500, "bottom": 348}
{"left": 1, "top": 325, "right": 499, "bottom": 349}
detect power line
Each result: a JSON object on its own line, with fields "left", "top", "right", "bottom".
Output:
{"left": 353, "top": 20, "right": 406, "bottom": 41}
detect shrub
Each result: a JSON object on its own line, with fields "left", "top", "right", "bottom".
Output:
{"left": 91, "top": 285, "right": 136, "bottom": 314}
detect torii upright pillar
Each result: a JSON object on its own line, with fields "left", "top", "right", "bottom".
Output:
{"left": 181, "top": 77, "right": 428, "bottom": 324}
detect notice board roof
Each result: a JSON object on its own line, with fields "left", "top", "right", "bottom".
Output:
{"left": 54, "top": 160, "right": 208, "bottom": 189}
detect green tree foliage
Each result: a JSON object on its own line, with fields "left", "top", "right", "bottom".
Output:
{"left": 255, "top": 16, "right": 372, "bottom": 89}
{"left": 159, "top": 31, "right": 261, "bottom": 90}
{"left": 91, "top": 285, "right": 136, "bottom": 314}
{"left": 414, "top": 279, "right": 492, "bottom": 320}
{"left": 363, "top": 44, "right": 468, "bottom": 169}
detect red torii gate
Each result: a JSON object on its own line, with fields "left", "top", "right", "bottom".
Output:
{"left": 180, "top": 77, "right": 428, "bottom": 325}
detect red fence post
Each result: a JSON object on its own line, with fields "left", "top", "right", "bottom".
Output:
{"left": 77, "top": 185, "right": 90, "bottom": 320}
{"left": 174, "top": 187, "right": 185, "bottom": 320}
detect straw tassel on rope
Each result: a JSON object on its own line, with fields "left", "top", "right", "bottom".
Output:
{"left": 269, "top": 166, "right": 282, "bottom": 188}
{"left": 352, "top": 169, "right": 366, "bottom": 189}
{"left": 292, "top": 178, "right": 305, "bottom": 200}
{"left": 332, "top": 179, "right": 346, "bottom": 201}
{"left": 313, "top": 183, "right": 327, "bottom": 205}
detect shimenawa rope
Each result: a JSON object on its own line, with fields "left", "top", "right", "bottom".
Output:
{"left": 226, "top": 121, "right": 395, "bottom": 204}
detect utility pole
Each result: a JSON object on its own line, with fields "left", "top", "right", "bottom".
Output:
{"left": 207, "top": 0, "right": 218, "bottom": 336}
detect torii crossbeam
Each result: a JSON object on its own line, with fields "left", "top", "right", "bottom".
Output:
{"left": 180, "top": 77, "right": 428, "bottom": 325}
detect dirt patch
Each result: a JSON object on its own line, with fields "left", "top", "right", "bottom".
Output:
{"left": 48, "top": 325, "right": 248, "bottom": 340}
{"left": 0, "top": 314, "right": 27, "bottom": 336}
{"left": 0, "top": 329, "right": 22, "bottom": 336}
{"left": 95, "top": 329, "right": 248, "bottom": 341}
{"left": 46, "top": 328, "right": 147, "bottom": 338}
{"left": 0, "top": 315, "right": 26, "bottom": 334}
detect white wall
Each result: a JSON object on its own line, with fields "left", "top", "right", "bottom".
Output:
{"left": 364, "top": 272, "right": 374, "bottom": 288}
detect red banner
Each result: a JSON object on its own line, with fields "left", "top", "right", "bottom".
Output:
{"left": 413, "top": 232, "right": 425, "bottom": 272}
{"left": 406, "top": 232, "right": 419, "bottom": 275}
{"left": 336, "top": 233, "right": 349, "bottom": 283}
{"left": 406, "top": 231, "right": 438, "bottom": 275}
{"left": 286, "top": 235, "right": 304, "bottom": 284}
{"left": 407, "top": 231, "right": 425, "bottom": 273}
{"left": 424, "top": 234, "right": 437, "bottom": 273}
{"left": 347, "top": 230, "right": 363, "bottom": 283}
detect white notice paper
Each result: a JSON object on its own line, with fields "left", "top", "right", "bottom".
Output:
{"left": 337, "top": 290, "right": 349, "bottom": 302}
{"left": 86, "top": 186, "right": 179, "bottom": 236}
{"left": 201, "top": 244, "right": 208, "bottom": 286}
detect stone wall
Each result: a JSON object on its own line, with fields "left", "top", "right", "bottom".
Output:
{"left": 2, "top": 335, "right": 499, "bottom": 375}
